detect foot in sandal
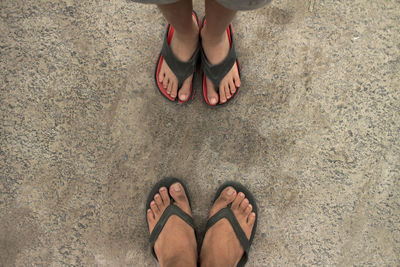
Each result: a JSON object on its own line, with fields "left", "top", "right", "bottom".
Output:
{"left": 200, "top": 184, "right": 257, "bottom": 267}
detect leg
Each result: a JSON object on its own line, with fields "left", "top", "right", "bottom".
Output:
{"left": 157, "top": 0, "right": 199, "bottom": 101}
{"left": 201, "top": 0, "right": 241, "bottom": 104}
{"left": 147, "top": 183, "right": 198, "bottom": 267}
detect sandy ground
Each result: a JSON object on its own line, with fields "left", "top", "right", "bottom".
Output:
{"left": 1, "top": 0, "right": 399, "bottom": 266}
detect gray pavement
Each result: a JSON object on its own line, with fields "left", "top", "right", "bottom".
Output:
{"left": 1, "top": 0, "right": 399, "bottom": 266}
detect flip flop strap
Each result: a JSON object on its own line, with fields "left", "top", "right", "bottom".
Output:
{"left": 200, "top": 26, "right": 237, "bottom": 91}
{"left": 161, "top": 26, "right": 200, "bottom": 88}
{"left": 205, "top": 207, "right": 250, "bottom": 253}
{"left": 150, "top": 204, "right": 195, "bottom": 258}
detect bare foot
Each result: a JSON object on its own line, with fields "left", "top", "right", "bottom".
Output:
{"left": 201, "top": 24, "right": 241, "bottom": 105}
{"left": 200, "top": 187, "right": 256, "bottom": 267}
{"left": 147, "top": 183, "right": 197, "bottom": 267}
{"left": 158, "top": 16, "right": 199, "bottom": 102}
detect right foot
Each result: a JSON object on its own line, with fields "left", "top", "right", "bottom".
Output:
{"left": 201, "top": 24, "right": 241, "bottom": 105}
{"left": 158, "top": 15, "right": 199, "bottom": 102}
{"left": 147, "top": 183, "right": 198, "bottom": 266}
{"left": 200, "top": 187, "right": 256, "bottom": 267}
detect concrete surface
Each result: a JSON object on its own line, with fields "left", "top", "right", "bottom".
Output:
{"left": 1, "top": 0, "right": 399, "bottom": 266}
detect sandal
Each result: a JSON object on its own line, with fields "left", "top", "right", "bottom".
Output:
{"left": 202, "top": 181, "right": 258, "bottom": 266}
{"left": 146, "top": 177, "right": 196, "bottom": 260}
{"left": 200, "top": 18, "right": 242, "bottom": 106}
{"left": 155, "top": 11, "right": 200, "bottom": 103}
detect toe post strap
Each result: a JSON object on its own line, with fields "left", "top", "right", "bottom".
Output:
{"left": 205, "top": 207, "right": 250, "bottom": 253}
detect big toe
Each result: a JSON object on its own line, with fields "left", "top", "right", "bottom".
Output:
{"left": 178, "top": 76, "right": 192, "bottom": 102}
{"left": 169, "top": 183, "right": 191, "bottom": 215}
{"left": 209, "top": 186, "right": 237, "bottom": 217}
{"left": 206, "top": 78, "right": 219, "bottom": 105}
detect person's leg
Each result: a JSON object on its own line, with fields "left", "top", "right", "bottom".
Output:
{"left": 157, "top": 0, "right": 199, "bottom": 101}
{"left": 147, "top": 183, "right": 198, "bottom": 267}
{"left": 201, "top": 0, "right": 241, "bottom": 104}
{"left": 199, "top": 187, "right": 256, "bottom": 267}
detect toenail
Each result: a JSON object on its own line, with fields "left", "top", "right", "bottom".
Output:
{"left": 226, "top": 188, "right": 234, "bottom": 195}
{"left": 173, "top": 183, "right": 181, "bottom": 192}
{"left": 239, "top": 192, "right": 244, "bottom": 197}
{"left": 160, "top": 187, "right": 166, "bottom": 192}
{"left": 180, "top": 94, "right": 186, "bottom": 100}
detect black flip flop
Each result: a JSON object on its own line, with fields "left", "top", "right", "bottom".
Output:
{"left": 203, "top": 181, "right": 258, "bottom": 266}
{"left": 155, "top": 11, "right": 200, "bottom": 104}
{"left": 200, "top": 18, "right": 242, "bottom": 107}
{"left": 146, "top": 177, "right": 195, "bottom": 260}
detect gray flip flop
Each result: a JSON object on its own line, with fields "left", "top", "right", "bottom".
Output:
{"left": 203, "top": 181, "right": 258, "bottom": 266}
{"left": 155, "top": 11, "right": 200, "bottom": 103}
{"left": 146, "top": 177, "right": 195, "bottom": 260}
{"left": 200, "top": 18, "right": 242, "bottom": 106}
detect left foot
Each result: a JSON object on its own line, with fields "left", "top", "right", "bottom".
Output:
{"left": 158, "top": 16, "right": 199, "bottom": 102}
{"left": 201, "top": 24, "right": 241, "bottom": 105}
{"left": 147, "top": 183, "right": 198, "bottom": 266}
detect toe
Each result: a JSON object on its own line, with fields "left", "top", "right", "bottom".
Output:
{"left": 147, "top": 209, "right": 155, "bottom": 231}
{"left": 209, "top": 94, "right": 218, "bottom": 105}
{"left": 224, "top": 84, "right": 231, "bottom": 99}
{"left": 219, "top": 86, "right": 227, "bottom": 103}
{"left": 163, "top": 78, "right": 169, "bottom": 91}
{"left": 159, "top": 71, "right": 165, "bottom": 83}
{"left": 209, "top": 186, "right": 237, "bottom": 217}
{"left": 232, "top": 192, "right": 245, "bottom": 209}
{"left": 169, "top": 182, "right": 191, "bottom": 215}
{"left": 178, "top": 77, "right": 192, "bottom": 102}
{"left": 159, "top": 187, "right": 170, "bottom": 206}
{"left": 239, "top": 198, "right": 249, "bottom": 211}
{"left": 170, "top": 81, "right": 178, "bottom": 98}
{"left": 167, "top": 80, "right": 173, "bottom": 95}
{"left": 247, "top": 212, "right": 256, "bottom": 226}
{"left": 150, "top": 201, "right": 159, "bottom": 216}
{"left": 229, "top": 79, "right": 236, "bottom": 95}
{"left": 154, "top": 194, "right": 163, "bottom": 208}
{"left": 206, "top": 78, "right": 219, "bottom": 105}
{"left": 179, "top": 92, "right": 188, "bottom": 102}
{"left": 244, "top": 204, "right": 252, "bottom": 217}
{"left": 233, "top": 73, "right": 241, "bottom": 88}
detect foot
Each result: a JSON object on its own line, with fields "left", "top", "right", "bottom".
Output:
{"left": 158, "top": 16, "right": 199, "bottom": 102}
{"left": 147, "top": 183, "right": 197, "bottom": 267}
{"left": 201, "top": 24, "right": 241, "bottom": 105}
{"left": 200, "top": 187, "right": 256, "bottom": 267}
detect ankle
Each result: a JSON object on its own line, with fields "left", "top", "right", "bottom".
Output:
{"left": 201, "top": 25, "right": 226, "bottom": 45}
{"left": 174, "top": 29, "right": 198, "bottom": 44}
{"left": 173, "top": 19, "right": 199, "bottom": 42}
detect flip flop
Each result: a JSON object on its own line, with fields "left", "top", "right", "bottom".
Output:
{"left": 155, "top": 11, "right": 200, "bottom": 103}
{"left": 146, "top": 177, "right": 195, "bottom": 261}
{"left": 200, "top": 18, "right": 242, "bottom": 107}
{"left": 202, "top": 181, "right": 258, "bottom": 266}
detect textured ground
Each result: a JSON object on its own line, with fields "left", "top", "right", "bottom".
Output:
{"left": 1, "top": 0, "right": 399, "bottom": 266}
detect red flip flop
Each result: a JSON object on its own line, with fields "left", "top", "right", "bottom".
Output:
{"left": 155, "top": 11, "right": 200, "bottom": 103}
{"left": 200, "top": 18, "right": 242, "bottom": 107}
